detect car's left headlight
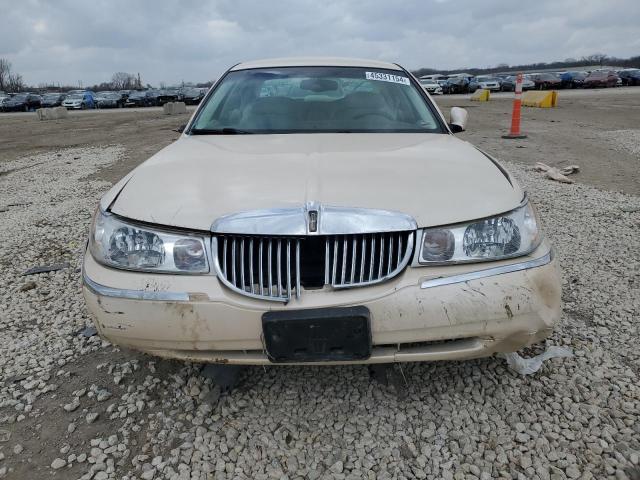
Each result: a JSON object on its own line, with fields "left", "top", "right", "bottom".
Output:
{"left": 89, "top": 209, "right": 209, "bottom": 273}
{"left": 418, "top": 199, "right": 542, "bottom": 265}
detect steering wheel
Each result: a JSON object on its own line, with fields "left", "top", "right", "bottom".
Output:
{"left": 353, "top": 111, "right": 394, "bottom": 121}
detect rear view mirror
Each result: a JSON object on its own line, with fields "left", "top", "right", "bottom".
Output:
{"left": 174, "top": 124, "right": 186, "bottom": 133}
{"left": 300, "top": 78, "right": 339, "bottom": 92}
{"left": 449, "top": 107, "right": 468, "bottom": 133}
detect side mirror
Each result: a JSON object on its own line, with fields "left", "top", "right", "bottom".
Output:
{"left": 174, "top": 124, "right": 186, "bottom": 133}
{"left": 449, "top": 107, "right": 468, "bottom": 133}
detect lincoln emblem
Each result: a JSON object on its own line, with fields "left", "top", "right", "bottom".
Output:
{"left": 308, "top": 210, "right": 318, "bottom": 232}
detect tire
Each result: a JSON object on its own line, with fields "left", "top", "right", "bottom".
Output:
{"left": 81, "top": 103, "right": 86, "bottom": 110}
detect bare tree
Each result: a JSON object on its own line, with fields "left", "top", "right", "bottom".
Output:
{"left": 111, "top": 72, "right": 137, "bottom": 90}
{"left": 7, "top": 73, "right": 24, "bottom": 92}
{"left": 582, "top": 53, "right": 608, "bottom": 67}
{"left": 0, "top": 58, "right": 12, "bottom": 91}
{"left": 0, "top": 59, "right": 25, "bottom": 92}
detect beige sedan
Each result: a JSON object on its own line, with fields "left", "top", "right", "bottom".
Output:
{"left": 83, "top": 57, "right": 561, "bottom": 365}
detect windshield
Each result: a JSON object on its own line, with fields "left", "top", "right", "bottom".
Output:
{"left": 190, "top": 67, "right": 443, "bottom": 134}
{"left": 67, "top": 94, "right": 83, "bottom": 100}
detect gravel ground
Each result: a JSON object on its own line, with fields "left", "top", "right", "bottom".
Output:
{"left": 597, "top": 130, "right": 640, "bottom": 157}
{"left": 1, "top": 142, "right": 639, "bottom": 480}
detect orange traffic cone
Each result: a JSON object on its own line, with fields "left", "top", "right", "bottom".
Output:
{"left": 502, "top": 73, "right": 527, "bottom": 139}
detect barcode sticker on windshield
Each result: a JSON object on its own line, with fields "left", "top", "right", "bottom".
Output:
{"left": 365, "top": 72, "right": 410, "bottom": 85}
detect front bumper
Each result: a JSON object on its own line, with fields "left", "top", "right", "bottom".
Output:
{"left": 82, "top": 243, "right": 561, "bottom": 365}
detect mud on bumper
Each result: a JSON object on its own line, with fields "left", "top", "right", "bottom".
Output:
{"left": 82, "top": 247, "right": 561, "bottom": 365}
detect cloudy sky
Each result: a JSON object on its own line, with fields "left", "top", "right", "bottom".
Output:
{"left": 1, "top": 0, "right": 639, "bottom": 87}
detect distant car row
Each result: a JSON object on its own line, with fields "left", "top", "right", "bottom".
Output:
{"left": 418, "top": 68, "right": 640, "bottom": 95}
{"left": 0, "top": 87, "right": 208, "bottom": 112}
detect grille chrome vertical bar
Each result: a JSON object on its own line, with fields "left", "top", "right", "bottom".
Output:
{"left": 222, "top": 238, "right": 228, "bottom": 276}
{"left": 277, "top": 239, "right": 282, "bottom": 297}
{"left": 378, "top": 234, "right": 385, "bottom": 278}
{"left": 249, "top": 239, "right": 255, "bottom": 294}
{"left": 324, "top": 238, "right": 330, "bottom": 285}
{"left": 387, "top": 235, "right": 394, "bottom": 276}
{"left": 341, "top": 237, "right": 348, "bottom": 284}
{"left": 231, "top": 238, "right": 237, "bottom": 286}
{"left": 286, "top": 240, "right": 292, "bottom": 299}
{"left": 369, "top": 235, "right": 375, "bottom": 281}
{"left": 360, "top": 236, "right": 366, "bottom": 282}
{"left": 350, "top": 237, "right": 357, "bottom": 284}
{"left": 331, "top": 238, "right": 338, "bottom": 285}
{"left": 295, "top": 239, "right": 301, "bottom": 299}
{"left": 259, "top": 239, "right": 264, "bottom": 296}
{"left": 397, "top": 233, "right": 403, "bottom": 268}
{"left": 240, "top": 238, "right": 246, "bottom": 291}
{"left": 268, "top": 239, "right": 273, "bottom": 296}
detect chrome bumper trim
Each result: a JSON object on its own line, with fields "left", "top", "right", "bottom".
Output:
{"left": 420, "top": 250, "right": 554, "bottom": 289}
{"left": 82, "top": 271, "right": 190, "bottom": 301}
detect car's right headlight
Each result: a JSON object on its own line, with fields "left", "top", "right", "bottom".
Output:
{"left": 418, "top": 199, "right": 542, "bottom": 265}
{"left": 88, "top": 209, "right": 209, "bottom": 274}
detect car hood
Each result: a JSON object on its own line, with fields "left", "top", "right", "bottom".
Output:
{"left": 107, "top": 133, "right": 523, "bottom": 231}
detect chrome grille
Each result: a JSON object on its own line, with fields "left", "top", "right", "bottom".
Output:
{"left": 213, "top": 231, "right": 413, "bottom": 302}
{"left": 214, "top": 236, "right": 301, "bottom": 302}
{"left": 324, "top": 232, "right": 413, "bottom": 288}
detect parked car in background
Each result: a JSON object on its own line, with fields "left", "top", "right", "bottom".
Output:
{"left": 125, "top": 90, "right": 156, "bottom": 107}
{"left": 158, "top": 88, "right": 182, "bottom": 105}
{"left": 532, "top": 73, "right": 562, "bottom": 90}
{"left": 560, "top": 71, "right": 587, "bottom": 89}
{"left": 468, "top": 76, "right": 501, "bottom": 93}
{"left": 95, "top": 91, "right": 126, "bottom": 108}
{"left": 0, "top": 92, "right": 10, "bottom": 107}
{"left": 82, "top": 57, "right": 560, "bottom": 367}
{"left": 418, "top": 78, "right": 443, "bottom": 95}
{"left": 155, "top": 89, "right": 179, "bottom": 106}
{"left": 583, "top": 71, "right": 619, "bottom": 88}
{"left": 62, "top": 91, "right": 96, "bottom": 109}
{"left": 444, "top": 76, "right": 470, "bottom": 94}
{"left": 41, "top": 93, "right": 66, "bottom": 107}
{"left": 0, "top": 92, "right": 42, "bottom": 112}
{"left": 500, "top": 75, "right": 535, "bottom": 92}
{"left": 180, "top": 87, "right": 206, "bottom": 105}
{"left": 618, "top": 69, "right": 640, "bottom": 86}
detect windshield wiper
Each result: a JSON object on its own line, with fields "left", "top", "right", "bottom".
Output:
{"left": 190, "top": 127, "right": 254, "bottom": 135}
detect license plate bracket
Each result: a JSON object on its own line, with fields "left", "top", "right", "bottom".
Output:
{"left": 262, "top": 306, "right": 371, "bottom": 363}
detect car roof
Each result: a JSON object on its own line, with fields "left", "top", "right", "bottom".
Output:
{"left": 230, "top": 57, "right": 403, "bottom": 71}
